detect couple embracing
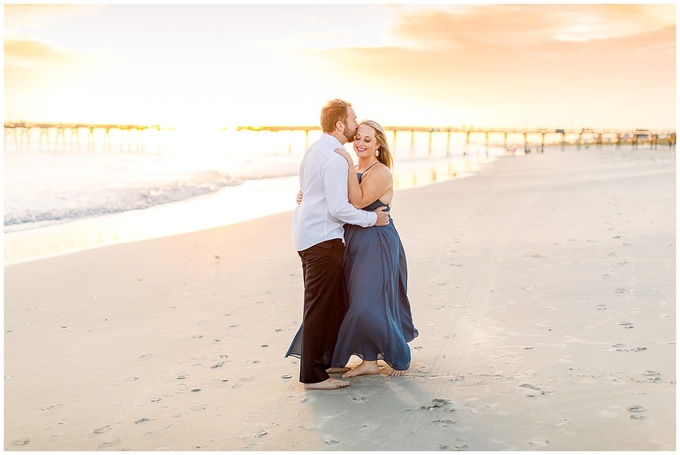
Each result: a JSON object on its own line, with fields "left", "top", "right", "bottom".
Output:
{"left": 285, "top": 99, "right": 418, "bottom": 390}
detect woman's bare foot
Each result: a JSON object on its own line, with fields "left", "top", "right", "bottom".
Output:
{"left": 389, "top": 369, "right": 407, "bottom": 377}
{"left": 303, "top": 378, "right": 349, "bottom": 390}
{"left": 326, "top": 367, "right": 351, "bottom": 374}
{"left": 342, "top": 360, "right": 380, "bottom": 378}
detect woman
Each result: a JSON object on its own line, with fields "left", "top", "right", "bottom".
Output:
{"left": 333, "top": 120, "right": 418, "bottom": 377}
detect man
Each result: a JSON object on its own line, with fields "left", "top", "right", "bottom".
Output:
{"left": 291, "top": 99, "right": 389, "bottom": 390}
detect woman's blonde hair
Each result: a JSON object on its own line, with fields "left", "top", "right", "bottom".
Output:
{"left": 361, "top": 120, "right": 393, "bottom": 170}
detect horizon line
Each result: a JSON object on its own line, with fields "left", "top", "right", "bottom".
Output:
{"left": 4, "top": 121, "right": 676, "bottom": 134}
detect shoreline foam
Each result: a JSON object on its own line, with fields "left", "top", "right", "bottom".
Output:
{"left": 4, "top": 153, "right": 497, "bottom": 265}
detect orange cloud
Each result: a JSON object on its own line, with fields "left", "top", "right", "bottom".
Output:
{"left": 4, "top": 4, "right": 103, "bottom": 32}
{"left": 4, "top": 36, "right": 81, "bottom": 67}
{"left": 292, "top": 4, "right": 675, "bottom": 127}
{"left": 388, "top": 4, "right": 675, "bottom": 47}
{"left": 4, "top": 4, "right": 113, "bottom": 98}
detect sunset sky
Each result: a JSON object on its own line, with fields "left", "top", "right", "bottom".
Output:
{"left": 3, "top": 3, "right": 677, "bottom": 130}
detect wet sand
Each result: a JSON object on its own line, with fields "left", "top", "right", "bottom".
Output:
{"left": 4, "top": 146, "right": 675, "bottom": 450}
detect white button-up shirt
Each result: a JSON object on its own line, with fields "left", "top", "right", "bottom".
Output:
{"left": 292, "top": 133, "right": 377, "bottom": 251}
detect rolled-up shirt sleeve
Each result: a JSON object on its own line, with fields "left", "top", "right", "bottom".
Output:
{"left": 323, "top": 155, "right": 377, "bottom": 227}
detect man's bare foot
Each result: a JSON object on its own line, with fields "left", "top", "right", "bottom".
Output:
{"left": 342, "top": 360, "right": 380, "bottom": 378}
{"left": 390, "top": 369, "right": 407, "bottom": 377}
{"left": 303, "top": 378, "right": 349, "bottom": 390}
{"left": 327, "top": 367, "right": 351, "bottom": 374}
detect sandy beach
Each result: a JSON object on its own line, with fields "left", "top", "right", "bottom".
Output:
{"left": 4, "top": 146, "right": 675, "bottom": 451}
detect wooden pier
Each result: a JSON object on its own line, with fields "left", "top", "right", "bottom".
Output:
{"left": 4, "top": 121, "right": 675, "bottom": 155}
{"left": 237, "top": 125, "right": 676, "bottom": 156}
{"left": 4, "top": 122, "right": 161, "bottom": 153}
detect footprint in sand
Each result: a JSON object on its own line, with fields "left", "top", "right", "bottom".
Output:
{"left": 299, "top": 423, "right": 319, "bottom": 431}
{"left": 40, "top": 404, "right": 64, "bottom": 415}
{"left": 432, "top": 419, "right": 456, "bottom": 426}
{"left": 232, "top": 377, "right": 255, "bottom": 389}
{"left": 324, "top": 436, "right": 340, "bottom": 445}
{"left": 596, "top": 304, "right": 608, "bottom": 310}
{"left": 519, "top": 383, "right": 541, "bottom": 390}
{"left": 359, "top": 422, "right": 379, "bottom": 433}
{"left": 414, "top": 366, "right": 429, "bottom": 375}
{"left": 611, "top": 344, "right": 647, "bottom": 352}
{"left": 528, "top": 438, "right": 550, "bottom": 448}
{"left": 98, "top": 439, "right": 121, "bottom": 449}
{"left": 440, "top": 442, "right": 468, "bottom": 450}
{"left": 412, "top": 398, "right": 454, "bottom": 411}
{"left": 347, "top": 394, "right": 368, "bottom": 403}
{"left": 93, "top": 424, "right": 113, "bottom": 434}
{"left": 519, "top": 383, "right": 550, "bottom": 397}
{"left": 12, "top": 439, "right": 30, "bottom": 447}
{"left": 627, "top": 405, "right": 647, "bottom": 419}
{"left": 641, "top": 370, "right": 661, "bottom": 382}
{"left": 618, "top": 322, "right": 635, "bottom": 329}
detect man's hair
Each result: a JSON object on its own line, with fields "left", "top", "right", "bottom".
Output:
{"left": 320, "top": 99, "right": 351, "bottom": 134}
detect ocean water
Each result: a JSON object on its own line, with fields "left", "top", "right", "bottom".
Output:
{"left": 4, "top": 126, "right": 505, "bottom": 263}
{"left": 4, "top": 127, "right": 303, "bottom": 232}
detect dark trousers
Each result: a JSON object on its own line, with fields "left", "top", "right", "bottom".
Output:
{"left": 298, "top": 238, "right": 346, "bottom": 384}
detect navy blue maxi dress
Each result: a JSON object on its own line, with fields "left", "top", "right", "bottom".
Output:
{"left": 286, "top": 172, "right": 418, "bottom": 371}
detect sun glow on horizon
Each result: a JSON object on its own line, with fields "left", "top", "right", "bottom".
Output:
{"left": 3, "top": 3, "right": 676, "bottom": 130}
